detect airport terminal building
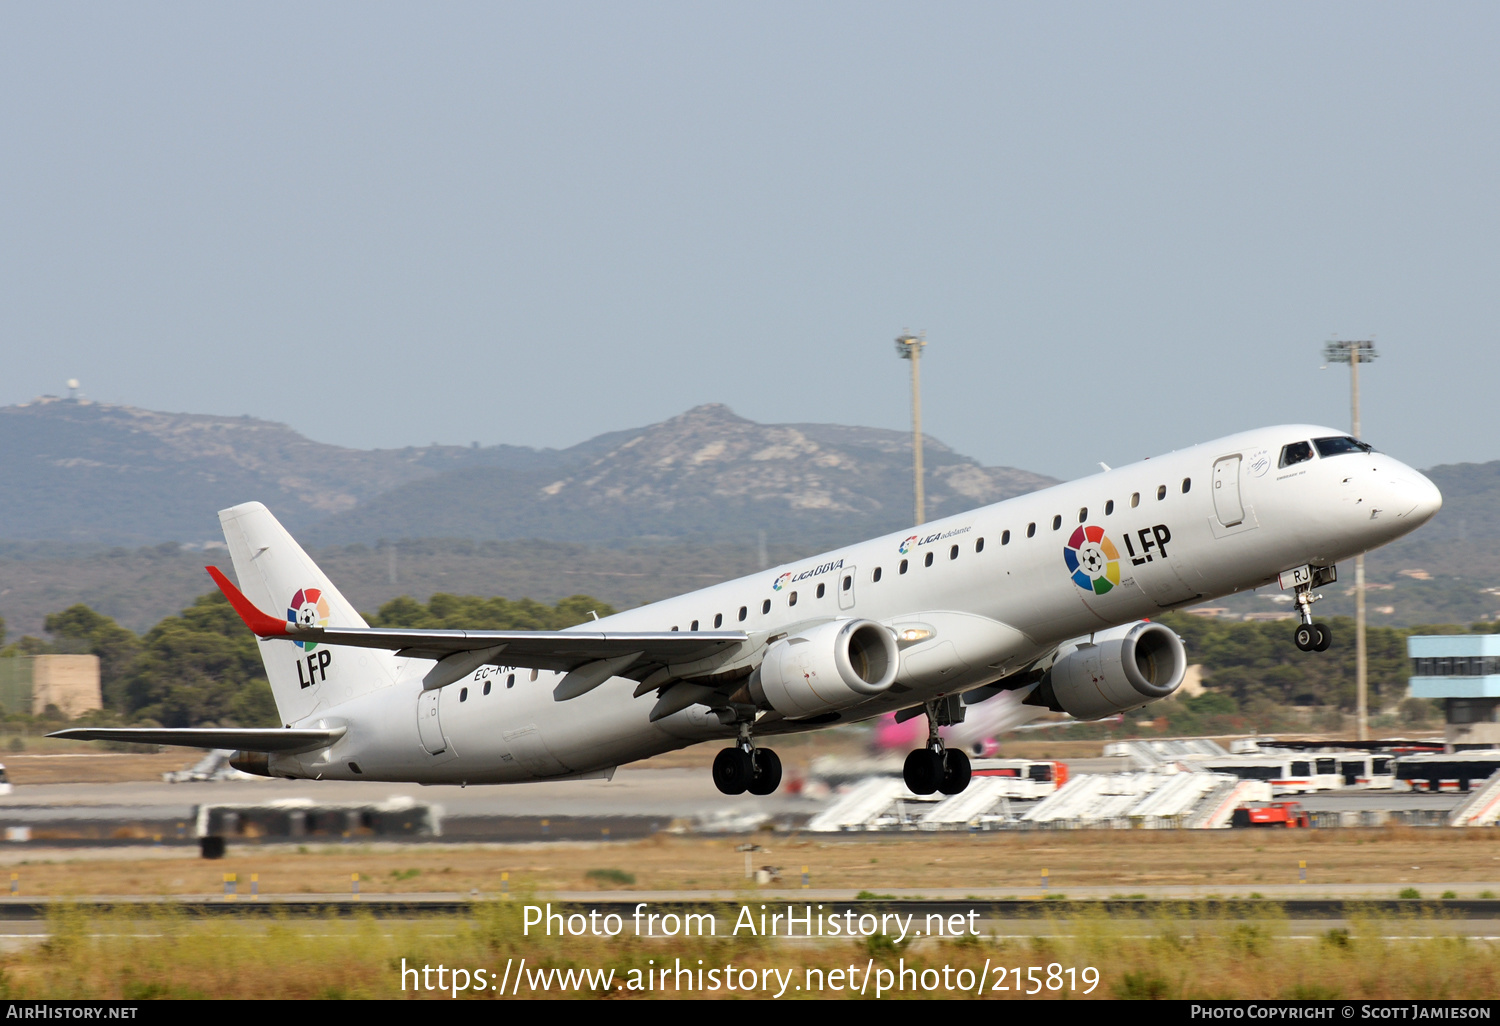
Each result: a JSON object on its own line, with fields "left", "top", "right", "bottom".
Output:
{"left": 1407, "top": 634, "right": 1500, "bottom": 748}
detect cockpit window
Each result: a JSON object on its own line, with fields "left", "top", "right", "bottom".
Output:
{"left": 1278, "top": 441, "right": 1315, "bottom": 468}
{"left": 1313, "top": 436, "right": 1376, "bottom": 458}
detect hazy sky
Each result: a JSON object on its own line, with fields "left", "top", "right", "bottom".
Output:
{"left": 3, "top": 3, "right": 1496, "bottom": 480}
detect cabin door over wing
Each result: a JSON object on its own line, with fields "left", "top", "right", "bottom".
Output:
{"left": 1212, "top": 455, "right": 1245, "bottom": 527}
{"left": 417, "top": 689, "right": 447, "bottom": 755}
{"left": 838, "top": 566, "right": 857, "bottom": 610}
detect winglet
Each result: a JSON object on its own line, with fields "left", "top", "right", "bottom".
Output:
{"left": 206, "top": 566, "right": 290, "bottom": 638}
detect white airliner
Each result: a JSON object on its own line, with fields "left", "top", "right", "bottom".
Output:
{"left": 55, "top": 426, "right": 1441, "bottom": 796}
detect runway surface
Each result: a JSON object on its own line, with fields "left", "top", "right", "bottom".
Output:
{"left": 0, "top": 768, "right": 819, "bottom": 824}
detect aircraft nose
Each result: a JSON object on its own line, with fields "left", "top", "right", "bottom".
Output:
{"left": 1399, "top": 470, "right": 1443, "bottom": 526}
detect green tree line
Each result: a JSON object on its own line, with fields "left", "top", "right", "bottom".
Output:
{"left": 0, "top": 598, "right": 1479, "bottom": 731}
{"left": 1149, "top": 612, "right": 1484, "bottom": 735}
{"left": 0, "top": 592, "right": 615, "bottom": 728}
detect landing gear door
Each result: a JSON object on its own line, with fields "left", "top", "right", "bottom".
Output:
{"left": 838, "top": 566, "right": 857, "bottom": 610}
{"left": 1212, "top": 455, "right": 1244, "bottom": 527}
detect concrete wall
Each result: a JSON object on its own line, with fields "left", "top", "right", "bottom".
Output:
{"left": 1448, "top": 720, "right": 1500, "bottom": 748}
{"left": 31, "top": 654, "right": 101, "bottom": 718}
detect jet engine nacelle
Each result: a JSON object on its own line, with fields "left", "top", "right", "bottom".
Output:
{"left": 751, "top": 619, "right": 899, "bottom": 719}
{"left": 1033, "top": 621, "right": 1186, "bottom": 720}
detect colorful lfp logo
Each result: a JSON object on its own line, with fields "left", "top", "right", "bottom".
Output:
{"left": 771, "top": 572, "right": 792, "bottom": 592}
{"left": 898, "top": 535, "right": 918, "bottom": 554}
{"left": 1063, "top": 526, "right": 1121, "bottom": 595}
{"left": 287, "top": 587, "right": 330, "bottom": 650}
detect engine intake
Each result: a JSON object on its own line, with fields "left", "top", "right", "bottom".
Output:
{"left": 1030, "top": 621, "right": 1186, "bottom": 720}
{"left": 751, "top": 619, "right": 899, "bottom": 719}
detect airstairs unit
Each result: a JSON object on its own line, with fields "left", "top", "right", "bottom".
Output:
{"left": 803, "top": 776, "right": 1036, "bottom": 832}
{"left": 1103, "top": 738, "right": 1231, "bottom": 771}
{"left": 918, "top": 777, "right": 1019, "bottom": 830}
{"left": 804, "top": 778, "right": 914, "bottom": 832}
{"left": 803, "top": 766, "right": 1272, "bottom": 832}
{"left": 1021, "top": 770, "right": 1267, "bottom": 829}
{"left": 1448, "top": 771, "right": 1500, "bottom": 827}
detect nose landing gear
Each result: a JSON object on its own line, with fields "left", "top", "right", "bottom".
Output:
{"left": 1284, "top": 565, "right": 1336, "bottom": 652}
{"left": 901, "top": 699, "right": 973, "bottom": 795}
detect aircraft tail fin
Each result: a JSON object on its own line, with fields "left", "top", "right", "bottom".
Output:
{"left": 217, "top": 502, "right": 399, "bottom": 724}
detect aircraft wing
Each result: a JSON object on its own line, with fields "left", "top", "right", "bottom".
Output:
{"left": 207, "top": 567, "right": 748, "bottom": 687}
{"left": 47, "top": 726, "right": 345, "bottom": 753}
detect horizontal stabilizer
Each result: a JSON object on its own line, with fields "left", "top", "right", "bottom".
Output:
{"left": 47, "top": 726, "right": 346, "bottom": 753}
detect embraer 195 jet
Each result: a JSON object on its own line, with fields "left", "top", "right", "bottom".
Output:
{"left": 56, "top": 426, "right": 1441, "bottom": 797}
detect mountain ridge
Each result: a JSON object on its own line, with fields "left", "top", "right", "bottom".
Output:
{"left": 0, "top": 396, "right": 1056, "bottom": 547}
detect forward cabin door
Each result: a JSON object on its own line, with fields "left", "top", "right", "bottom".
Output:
{"left": 1212, "top": 455, "right": 1245, "bottom": 527}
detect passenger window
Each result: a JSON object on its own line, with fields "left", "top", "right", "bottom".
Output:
{"left": 1182, "top": 478, "right": 1191, "bottom": 494}
{"left": 975, "top": 538, "right": 984, "bottom": 553}
{"left": 714, "top": 613, "right": 723, "bottom": 628}
{"left": 671, "top": 625, "right": 679, "bottom": 632}
{"left": 738, "top": 606, "right": 747, "bottom": 621}
{"left": 507, "top": 674, "right": 515, "bottom": 688}
{"left": 873, "top": 567, "right": 883, "bottom": 582}
{"left": 460, "top": 687, "right": 468, "bottom": 702}
{"left": 762, "top": 599, "right": 771, "bottom": 615}
{"left": 1078, "top": 508, "right": 1087, "bottom": 523}
{"left": 1052, "top": 515, "right": 1062, "bottom": 530}
{"left": 1001, "top": 530, "right": 1010, "bottom": 545}
{"left": 1026, "top": 523, "right": 1036, "bottom": 538}
{"left": 900, "top": 559, "right": 908, "bottom": 574}
{"left": 1279, "top": 440, "right": 1315, "bottom": 468}
{"left": 949, "top": 544, "right": 958, "bottom": 560}
{"left": 530, "top": 669, "right": 538, "bottom": 682}
{"left": 924, "top": 551, "right": 934, "bottom": 567}
{"left": 690, "top": 620, "right": 699, "bottom": 631}
{"left": 1105, "top": 500, "right": 1114, "bottom": 515}
{"left": 1157, "top": 485, "right": 1166, "bottom": 500}
{"left": 484, "top": 680, "right": 491, "bottom": 696}
{"left": 788, "top": 591, "right": 798, "bottom": 606}
{"left": 842, "top": 574, "right": 852, "bottom": 591}
{"left": 816, "top": 583, "right": 825, "bottom": 599}
{"left": 1131, "top": 492, "right": 1140, "bottom": 508}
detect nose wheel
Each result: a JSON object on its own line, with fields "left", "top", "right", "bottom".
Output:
{"left": 1294, "top": 622, "right": 1331, "bottom": 652}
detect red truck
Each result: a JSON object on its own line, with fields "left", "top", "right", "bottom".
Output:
{"left": 1231, "top": 801, "right": 1310, "bottom": 828}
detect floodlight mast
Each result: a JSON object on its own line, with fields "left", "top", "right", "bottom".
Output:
{"left": 1324, "top": 339, "right": 1378, "bottom": 741}
{"left": 895, "top": 333, "right": 927, "bottom": 526}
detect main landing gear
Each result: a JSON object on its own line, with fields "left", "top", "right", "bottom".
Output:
{"left": 713, "top": 723, "right": 781, "bottom": 796}
{"left": 902, "top": 699, "right": 972, "bottom": 796}
{"left": 1289, "top": 572, "right": 1333, "bottom": 652}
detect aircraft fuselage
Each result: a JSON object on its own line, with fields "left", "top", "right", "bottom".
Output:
{"left": 268, "top": 424, "right": 1440, "bottom": 784}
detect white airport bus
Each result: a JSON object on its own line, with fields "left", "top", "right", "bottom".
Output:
{"left": 1203, "top": 755, "right": 1343, "bottom": 794}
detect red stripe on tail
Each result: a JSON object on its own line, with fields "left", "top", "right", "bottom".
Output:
{"left": 206, "top": 566, "right": 290, "bottom": 638}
